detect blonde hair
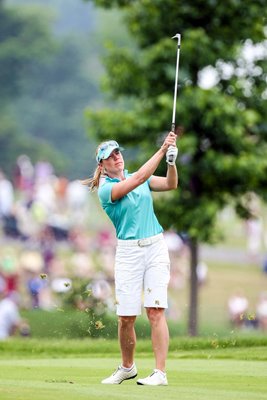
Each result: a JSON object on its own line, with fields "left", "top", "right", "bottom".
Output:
{"left": 81, "top": 165, "right": 103, "bottom": 192}
{"left": 81, "top": 142, "right": 106, "bottom": 192}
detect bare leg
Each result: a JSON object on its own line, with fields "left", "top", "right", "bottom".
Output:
{"left": 146, "top": 308, "right": 169, "bottom": 371}
{"left": 118, "top": 316, "right": 137, "bottom": 368}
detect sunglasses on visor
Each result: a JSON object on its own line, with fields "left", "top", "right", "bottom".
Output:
{"left": 96, "top": 140, "right": 121, "bottom": 163}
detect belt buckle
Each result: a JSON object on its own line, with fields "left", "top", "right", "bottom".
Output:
{"left": 138, "top": 238, "right": 151, "bottom": 247}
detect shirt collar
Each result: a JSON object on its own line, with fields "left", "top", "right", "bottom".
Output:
{"left": 104, "top": 169, "right": 129, "bottom": 182}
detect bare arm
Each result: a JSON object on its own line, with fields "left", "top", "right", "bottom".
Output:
{"left": 111, "top": 132, "right": 177, "bottom": 201}
{"left": 149, "top": 164, "right": 178, "bottom": 191}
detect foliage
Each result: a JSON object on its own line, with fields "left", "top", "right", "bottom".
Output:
{"left": 1, "top": 0, "right": 113, "bottom": 179}
{"left": 13, "top": 36, "right": 100, "bottom": 179}
{"left": 0, "top": 2, "right": 55, "bottom": 102}
{"left": 1, "top": 0, "right": 142, "bottom": 180}
{"left": 0, "top": 1, "right": 66, "bottom": 176}
{"left": 85, "top": 0, "right": 267, "bottom": 241}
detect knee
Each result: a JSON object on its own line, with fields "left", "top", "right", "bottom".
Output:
{"left": 146, "top": 308, "right": 165, "bottom": 326}
{"left": 118, "top": 316, "right": 136, "bottom": 329}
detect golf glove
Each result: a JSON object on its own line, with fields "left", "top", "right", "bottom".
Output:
{"left": 166, "top": 146, "right": 178, "bottom": 165}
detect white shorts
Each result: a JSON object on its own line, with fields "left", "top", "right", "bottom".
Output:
{"left": 114, "top": 233, "right": 170, "bottom": 316}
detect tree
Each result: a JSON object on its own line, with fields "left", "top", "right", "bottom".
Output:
{"left": 13, "top": 36, "right": 100, "bottom": 179}
{"left": 0, "top": 0, "right": 65, "bottom": 176}
{"left": 6, "top": 0, "right": 130, "bottom": 179}
{"left": 0, "top": 1, "right": 55, "bottom": 102}
{"left": 0, "top": 113, "right": 64, "bottom": 177}
{"left": 85, "top": 0, "right": 267, "bottom": 335}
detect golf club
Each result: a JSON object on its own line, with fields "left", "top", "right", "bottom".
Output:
{"left": 167, "top": 33, "right": 181, "bottom": 164}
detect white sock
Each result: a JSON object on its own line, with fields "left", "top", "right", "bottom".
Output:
{"left": 155, "top": 369, "right": 166, "bottom": 376}
{"left": 121, "top": 363, "right": 135, "bottom": 371}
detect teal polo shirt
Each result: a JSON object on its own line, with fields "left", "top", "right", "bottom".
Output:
{"left": 98, "top": 170, "right": 163, "bottom": 240}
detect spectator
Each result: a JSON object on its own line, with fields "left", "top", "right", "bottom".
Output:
{"left": 0, "top": 251, "right": 19, "bottom": 294}
{"left": 0, "top": 290, "right": 24, "bottom": 340}
{"left": 0, "top": 170, "right": 14, "bottom": 218}
{"left": 262, "top": 256, "right": 267, "bottom": 275}
{"left": 66, "top": 180, "right": 88, "bottom": 211}
{"left": 164, "top": 229, "right": 184, "bottom": 254}
{"left": 34, "top": 160, "right": 54, "bottom": 183}
{"left": 164, "top": 230, "right": 188, "bottom": 290}
{"left": 38, "top": 226, "right": 56, "bottom": 274}
{"left": 27, "top": 275, "right": 47, "bottom": 309}
{"left": 256, "top": 292, "right": 267, "bottom": 332}
{"left": 245, "top": 217, "right": 263, "bottom": 262}
{"left": 0, "top": 171, "right": 23, "bottom": 239}
{"left": 197, "top": 261, "right": 208, "bottom": 286}
{"left": 13, "top": 155, "right": 34, "bottom": 193}
{"left": 228, "top": 290, "right": 249, "bottom": 328}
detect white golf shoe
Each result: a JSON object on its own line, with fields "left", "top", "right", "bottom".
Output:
{"left": 137, "top": 369, "right": 168, "bottom": 386}
{"left": 101, "top": 364, "right": 137, "bottom": 384}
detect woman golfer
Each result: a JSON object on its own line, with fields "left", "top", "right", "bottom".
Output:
{"left": 85, "top": 131, "right": 178, "bottom": 385}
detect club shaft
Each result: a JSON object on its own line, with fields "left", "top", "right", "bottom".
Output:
{"left": 172, "top": 43, "right": 181, "bottom": 131}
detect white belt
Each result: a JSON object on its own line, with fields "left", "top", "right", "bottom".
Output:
{"left": 117, "top": 233, "right": 163, "bottom": 247}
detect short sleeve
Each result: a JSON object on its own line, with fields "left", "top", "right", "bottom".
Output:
{"left": 147, "top": 176, "right": 153, "bottom": 190}
{"left": 98, "top": 182, "right": 117, "bottom": 206}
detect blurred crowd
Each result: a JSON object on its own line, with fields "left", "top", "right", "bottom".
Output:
{"left": 0, "top": 155, "right": 120, "bottom": 339}
{"left": 0, "top": 155, "right": 267, "bottom": 339}
{"left": 228, "top": 289, "right": 267, "bottom": 332}
{"left": 0, "top": 155, "right": 89, "bottom": 240}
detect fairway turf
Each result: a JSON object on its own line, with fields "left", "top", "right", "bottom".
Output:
{"left": 0, "top": 349, "right": 266, "bottom": 400}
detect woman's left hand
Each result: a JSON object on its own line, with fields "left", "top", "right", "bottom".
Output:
{"left": 161, "top": 131, "right": 177, "bottom": 152}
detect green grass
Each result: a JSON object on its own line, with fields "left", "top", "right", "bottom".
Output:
{"left": 0, "top": 339, "right": 266, "bottom": 400}
{"left": 19, "top": 309, "right": 188, "bottom": 340}
{"left": 1, "top": 336, "right": 267, "bottom": 358}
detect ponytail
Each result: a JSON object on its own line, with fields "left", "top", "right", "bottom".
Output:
{"left": 81, "top": 142, "right": 110, "bottom": 191}
{"left": 81, "top": 165, "right": 102, "bottom": 192}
